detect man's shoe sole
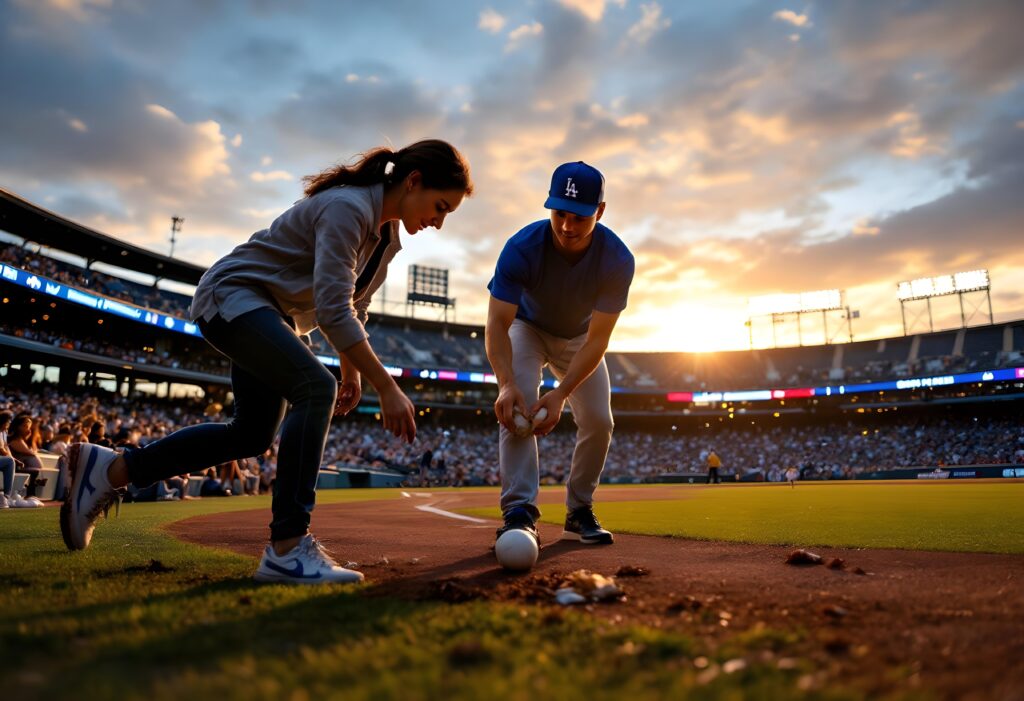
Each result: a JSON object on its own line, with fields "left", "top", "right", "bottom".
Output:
{"left": 560, "top": 530, "right": 614, "bottom": 545}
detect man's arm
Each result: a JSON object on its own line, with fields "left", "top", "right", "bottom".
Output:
{"left": 532, "top": 310, "right": 620, "bottom": 435}
{"left": 485, "top": 296, "right": 527, "bottom": 431}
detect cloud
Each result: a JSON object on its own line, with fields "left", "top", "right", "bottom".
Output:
{"left": 16, "top": 0, "right": 112, "bottom": 23}
{"left": 268, "top": 65, "right": 445, "bottom": 158}
{"left": 249, "top": 170, "right": 292, "bottom": 183}
{"left": 884, "top": 111, "right": 939, "bottom": 158}
{"left": 558, "top": 0, "right": 611, "bottom": 23}
{"left": 4, "top": 0, "right": 1024, "bottom": 348}
{"left": 478, "top": 8, "right": 506, "bottom": 33}
{"left": 851, "top": 218, "right": 880, "bottom": 236}
{"left": 627, "top": 3, "right": 671, "bottom": 44}
{"left": 505, "top": 21, "right": 543, "bottom": 52}
{"left": 773, "top": 9, "right": 810, "bottom": 27}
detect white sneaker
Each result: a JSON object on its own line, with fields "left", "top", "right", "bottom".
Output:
{"left": 60, "top": 443, "right": 123, "bottom": 550}
{"left": 10, "top": 491, "right": 37, "bottom": 508}
{"left": 0, "top": 493, "right": 9, "bottom": 509}
{"left": 26, "top": 496, "right": 45, "bottom": 507}
{"left": 254, "top": 534, "right": 364, "bottom": 585}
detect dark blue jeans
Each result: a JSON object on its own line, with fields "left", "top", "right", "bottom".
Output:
{"left": 122, "top": 308, "right": 337, "bottom": 541}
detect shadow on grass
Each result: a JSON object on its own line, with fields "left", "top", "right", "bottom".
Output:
{"left": 18, "top": 576, "right": 423, "bottom": 701}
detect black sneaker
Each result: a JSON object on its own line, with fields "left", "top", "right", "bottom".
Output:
{"left": 496, "top": 505, "right": 540, "bottom": 543}
{"left": 561, "top": 506, "right": 614, "bottom": 545}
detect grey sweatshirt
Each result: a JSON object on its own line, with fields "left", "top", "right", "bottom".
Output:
{"left": 190, "top": 183, "right": 400, "bottom": 353}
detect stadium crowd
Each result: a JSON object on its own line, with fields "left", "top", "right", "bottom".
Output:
{"left": 2, "top": 383, "right": 1022, "bottom": 507}
{"left": 0, "top": 385, "right": 275, "bottom": 508}
{"left": 1, "top": 243, "right": 192, "bottom": 317}
{"left": 345, "top": 413, "right": 1024, "bottom": 486}
{"left": 6, "top": 243, "right": 1021, "bottom": 394}
{"left": 0, "top": 322, "right": 230, "bottom": 376}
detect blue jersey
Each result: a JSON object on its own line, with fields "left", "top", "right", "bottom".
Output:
{"left": 488, "top": 220, "right": 635, "bottom": 339}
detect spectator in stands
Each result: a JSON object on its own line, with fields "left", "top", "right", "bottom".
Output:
{"left": 7, "top": 414, "right": 44, "bottom": 504}
{"left": 59, "top": 139, "right": 474, "bottom": 587}
{"left": 200, "top": 467, "right": 232, "bottom": 497}
{"left": 87, "top": 420, "right": 113, "bottom": 448}
{"left": 0, "top": 411, "right": 19, "bottom": 508}
{"left": 486, "top": 160, "right": 634, "bottom": 546}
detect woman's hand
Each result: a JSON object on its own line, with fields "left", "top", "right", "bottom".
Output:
{"left": 378, "top": 383, "right": 416, "bottom": 443}
{"left": 334, "top": 377, "right": 361, "bottom": 416}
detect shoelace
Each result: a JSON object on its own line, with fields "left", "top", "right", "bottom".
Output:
{"left": 575, "top": 508, "right": 601, "bottom": 529}
{"left": 86, "top": 487, "right": 126, "bottom": 522}
{"left": 303, "top": 536, "right": 340, "bottom": 568}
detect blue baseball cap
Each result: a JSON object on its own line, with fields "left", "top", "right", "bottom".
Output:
{"left": 543, "top": 161, "right": 604, "bottom": 217}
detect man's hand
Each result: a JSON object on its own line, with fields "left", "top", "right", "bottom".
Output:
{"left": 530, "top": 390, "right": 567, "bottom": 436}
{"left": 494, "top": 383, "right": 527, "bottom": 433}
{"left": 334, "top": 378, "right": 361, "bottom": 416}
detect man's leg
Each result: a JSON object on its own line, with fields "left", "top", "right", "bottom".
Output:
{"left": 552, "top": 355, "right": 613, "bottom": 512}
{"left": 498, "top": 320, "right": 547, "bottom": 521}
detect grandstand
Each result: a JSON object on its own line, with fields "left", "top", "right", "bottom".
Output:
{"left": 2, "top": 188, "right": 1023, "bottom": 488}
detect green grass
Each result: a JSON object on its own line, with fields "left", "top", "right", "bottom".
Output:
{"left": 466, "top": 482, "right": 1024, "bottom": 554}
{"left": 0, "top": 492, "right": 873, "bottom": 701}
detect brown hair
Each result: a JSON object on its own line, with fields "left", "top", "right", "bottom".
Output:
{"left": 302, "top": 139, "right": 473, "bottom": 198}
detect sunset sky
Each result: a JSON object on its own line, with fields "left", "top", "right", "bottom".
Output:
{"left": 2, "top": 0, "right": 1023, "bottom": 352}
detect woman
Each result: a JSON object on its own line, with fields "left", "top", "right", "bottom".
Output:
{"left": 7, "top": 414, "right": 44, "bottom": 505}
{"left": 87, "top": 421, "right": 113, "bottom": 448}
{"left": 60, "top": 139, "right": 474, "bottom": 584}
{"left": 0, "top": 411, "right": 20, "bottom": 508}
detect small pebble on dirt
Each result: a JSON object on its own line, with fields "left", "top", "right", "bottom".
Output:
{"left": 823, "top": 605, "right": 849, "bottom": 619}
{"left": 666, "top": 595, "right": 703, "bottom": 613}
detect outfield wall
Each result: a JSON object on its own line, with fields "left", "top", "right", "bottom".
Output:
{"left": 856, "top": 464, "right": 1023, "bottom": 480}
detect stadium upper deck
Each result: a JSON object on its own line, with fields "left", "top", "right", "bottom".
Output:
{"left": 1, "top": 189, "right": 1022, "bottom": 405}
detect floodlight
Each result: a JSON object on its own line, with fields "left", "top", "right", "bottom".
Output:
{"left": 897, "top": 269, "right": 990, "bottom": 301}
{"left": 954, "top": 269, "right": 989, "bottom": 293}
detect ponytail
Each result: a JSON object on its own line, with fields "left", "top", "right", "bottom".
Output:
{"left": 302, "top": 139, "right": 473, "bottom": 198}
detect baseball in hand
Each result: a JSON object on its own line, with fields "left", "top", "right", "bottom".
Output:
{"left": 512, "top": 407, "right": 532, "bottom": 438}
{"left": 531, "top": 407, "right": 548, "bottom": 430}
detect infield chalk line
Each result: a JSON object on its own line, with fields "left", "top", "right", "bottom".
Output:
{"left": 415, "top": 504, "right": 488, "bottom": 524}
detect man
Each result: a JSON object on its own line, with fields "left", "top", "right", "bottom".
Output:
{"left": 706, "top": 449, "right": 722, "bottom": 484}
{"left": 485, "top": 161, "right": 635, "bottom": 547}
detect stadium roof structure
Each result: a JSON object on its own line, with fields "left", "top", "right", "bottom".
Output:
{"left": 0, "top": 187, "right": 206, "bottom": 285}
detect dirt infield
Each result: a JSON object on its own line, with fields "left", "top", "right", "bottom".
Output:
{"left": 167, "top": 487, "right": 1024, "bottom": 700}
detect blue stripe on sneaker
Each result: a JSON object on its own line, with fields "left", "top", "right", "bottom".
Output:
{"left": 265, "top": 560, "right": 323, "bottom": 580}
{"left": 76, "top": 447, "right": 99, "bottom": 512}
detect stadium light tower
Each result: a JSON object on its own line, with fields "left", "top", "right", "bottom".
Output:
{"left": 747, "top": 288, "right": 854, "bottom": 348}
{"left": 169, "top": 216, "right": 184, "bottom": 258}
{"left": 406, "top": 264, "right": 455, "bottom": 323}
{"left": 896, "top": 269, "right": 992, "bottom": 335}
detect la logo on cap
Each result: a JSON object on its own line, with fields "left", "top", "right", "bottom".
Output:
{"left": 544, "top": 161, "right": 605, "bottom": 217}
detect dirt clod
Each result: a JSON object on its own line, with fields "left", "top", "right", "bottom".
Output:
{"left": 786, "top": 549, "right": 824, "bottom": 565}
{"left": 666, "top": 595, "right": 703, "bottom": 613}
{"left": 615, "top": 565, "right": 650, "bottom": 577}
{"left": 823, "top": 605, "right": 849, "bottom": 619}
{"left": 429, "top": 579, "right": 483, "bottom": 603}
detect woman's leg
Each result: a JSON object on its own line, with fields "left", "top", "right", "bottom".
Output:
{"left": 0, "top": 456, "right": 15, "bottom": 497}
{"left": 123, "top": 307, "right": 336, "bottom": 542}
